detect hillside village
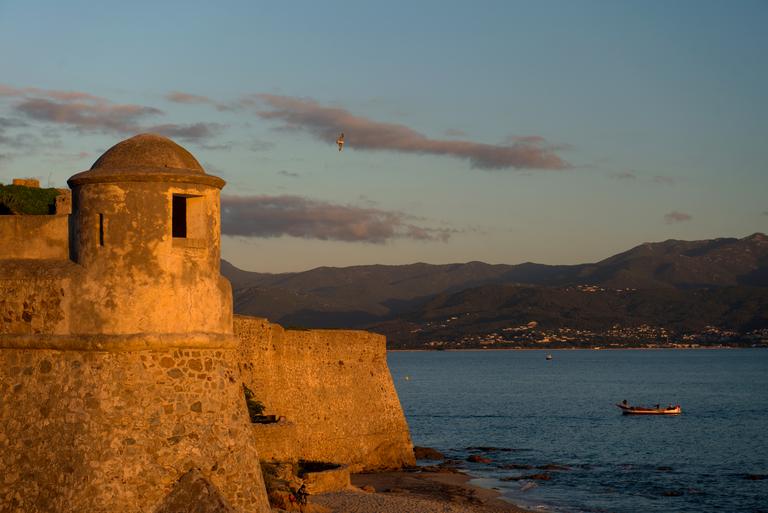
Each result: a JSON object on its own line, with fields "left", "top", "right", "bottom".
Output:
{"left": 223, "top": 235, "right": 768, "bottom": 350}
{"left": 415, "top": 323, "right": 768, "bottom": 350}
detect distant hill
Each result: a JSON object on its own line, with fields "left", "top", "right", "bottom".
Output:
{"left": 575, "top": 232, "right": 768, "bottom": 289}
{"left": 366, "top": 284, "right": 768, "bottom": 348}
{"left": 221, "top": 233, "right": 768, "bottom": 344}
{"left": 225, "top": 260, "right": 519, "bottom": 326}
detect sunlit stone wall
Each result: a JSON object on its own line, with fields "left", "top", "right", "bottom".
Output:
{"left": 235, "top": 315, "right": 415, "bottom": 471}
{"left": 0, "top": 134, "right": 271, "bottom": 513}
{"left": 0, "top": 342, "right": 270, "bottom": 513}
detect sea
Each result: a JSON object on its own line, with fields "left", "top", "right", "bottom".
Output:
{"left": 388, "top": 349, "right": 768, "bottom": 513}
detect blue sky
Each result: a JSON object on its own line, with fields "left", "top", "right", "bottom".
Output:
{"left": 1, "top": 0, "right": 766, "bottom": 272}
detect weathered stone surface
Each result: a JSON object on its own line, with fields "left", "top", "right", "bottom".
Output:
{"left": 268, "top": 490, "right": 300, "bottom": 511}
{"left": 0, "top": 260, "right": 76, "bottom": 336}
{"left": 0, "top": 134, "right": 270, "bottom": 513}
{"left": 0, "top": 349, "right": 269, "bottom": 513}
{"left": 301, "top": 465, "right": 351, "bottom": 495}
{"left": 154, "top": 469, "right": 235, "bottom": 513}
{"left": 65, "top": 179, "right": 231, "bottom": 336}
{"left": 89, "top": 133, "right": 205, "bottom": 174}
{"left": 0, "top": 215, "right": 69, "bottom": 259}
{"left": 12, "top": 178, "right": 40, "bottom": 187}
{"left": 0, "top": 345, "right": 270, "bottom": 513}
{"left": 236, "top": 315, "right": 415, "bottom": 471}
{"left": 54, "top": 188, "right": 72, "bottom": 215}
{"left": 1, "top": 138, "right": 231, "bottom": 338}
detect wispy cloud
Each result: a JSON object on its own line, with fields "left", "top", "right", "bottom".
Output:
{"left": 144, "top": 122, "right": 224, "bottom": 142}
{"left": 166, "top": 91, "right": 214, "bottom": 105}
{"left": 608, "top": 171, "right": 681, "bottom": 185}
{"left": 664, "top": 211, "right": 692, "bottom": 224}
{"left": 2, "top": 84, "right": 222, "bottom": 142}
{"left": 198, "top": 142, "right": 233, "bottom": 151}
{"left": 0, "top": 85, "right": 103, "bottom": 102}
{"left": 15, "top": 97, "right": 160, "bottom": 133}
{"left": 245, "top": 94, "right": 570, "bottom": 170}
{"left": 504, "top": 135, "right": 550, "bottom": 145}
{"left": 0, "top": 117, "right": 28, "bottom": 129}
{"left": 249, "top": 139, "right": 275, "bottom": 152}
{"left": 653, "top": 175, "right": 677, "bottom": 186}
{"left": 762, "top": 211, "right": 768, "bottom": 216}
{"left": 165, "top": 90, "right": 230, "bottom": 111}
{"left": 40, "top": 150, "right": 90, "bottom": 163}
{"left": 278, "top": 170, "right": 300, "bottom": 178}
{"left": 202, "top": 161, "right": 226, "bottom": 177}
{"left": 221, "top": 195, "right": 455, "bottom": 243}
{"left": 444, "top": 128, "right": 467, "bottom": 137}
{"left": 610, "top": 170, "right": 637, "bottom": 180}
{"left": 0, "top": 130, "right": 44, "bottom": 150}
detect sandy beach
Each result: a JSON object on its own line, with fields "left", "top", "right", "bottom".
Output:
{"left": 310, "top": 471, "right": 534, "bottom": 513}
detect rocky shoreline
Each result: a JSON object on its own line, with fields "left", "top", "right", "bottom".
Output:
{"left": 310, "top": 470, "right": 534, "bottom": 513}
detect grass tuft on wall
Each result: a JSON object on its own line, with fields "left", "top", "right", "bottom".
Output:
{"left": 0, "top": 184, "right": 60, "bottom": 215}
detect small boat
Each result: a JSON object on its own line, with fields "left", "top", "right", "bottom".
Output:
{"left": 545, "top": 353, "right": 553, "bottom": 360}
{"left": 616, "top": 403, "right": 681, "bottom": 415}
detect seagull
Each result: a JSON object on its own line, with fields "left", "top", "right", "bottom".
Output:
{"left": 336, "top": 132, "right": 344, "bottom": 152}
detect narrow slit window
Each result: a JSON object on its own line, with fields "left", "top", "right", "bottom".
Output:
{"left": 98, "top": 214, "right": 104, "bottom": 246}
{"left": 172, "top": 195, "right": 187, "bottom": 238}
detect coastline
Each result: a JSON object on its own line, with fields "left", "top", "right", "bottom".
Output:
{"left": 387, "top": 345, "right": 750, "bottom": 352}
{"left": 312, "top": 470, "right": 536, "bottom": 513}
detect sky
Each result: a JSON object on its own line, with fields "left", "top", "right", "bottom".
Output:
{"left": 1, "top": 0, "right": 766, "bottom": 272}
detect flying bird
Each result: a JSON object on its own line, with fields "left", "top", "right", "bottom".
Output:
{"left": 336, "top": 132, "right": 344, "bottom": 152}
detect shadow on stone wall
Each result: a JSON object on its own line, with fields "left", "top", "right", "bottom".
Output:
{"left": 154, "top": 469, "right": 235, "bottom": 513}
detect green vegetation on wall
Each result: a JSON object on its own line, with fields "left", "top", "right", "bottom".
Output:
{"left": 0, "top": 185, "right": 60, "bottom": 215}
{"left": 243, "top": 383, "right": 266, "bottom": 421}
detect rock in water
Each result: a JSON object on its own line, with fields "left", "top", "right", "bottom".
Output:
{"left": 414, "top": 446, "right": 445, "bottom": 460}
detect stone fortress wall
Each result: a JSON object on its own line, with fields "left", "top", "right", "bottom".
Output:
{"left": 0, "top": 344, "right": 268, "bottom": 513}
{"left": 0, "top": 181, "right": 71, "bottom": 261}
{"left": 1, "top": 135, "right": 272, "bottom": 513}
{"left": 0, "top": 134, "right": 414, "bottom": 513}
{"left": 235, "top": 316, "right": 415, "bottom": 471}
{"left": 0, "top": 215, "right": 69, "bottom": 260}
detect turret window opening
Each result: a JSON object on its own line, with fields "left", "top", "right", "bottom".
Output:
{"left": 172, "top": 195, "right": 187, "bottom": 238}
{"left": 98, "top": 214, "right": 104, "bottom": 246}
{"left": 172, "top": 193, "right": 205, "bottom": 247}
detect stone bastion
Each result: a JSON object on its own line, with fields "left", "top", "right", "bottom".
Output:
{"left": 0, "top": 134, "right": 414, "bottom": 513}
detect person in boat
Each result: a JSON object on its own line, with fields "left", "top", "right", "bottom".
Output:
{"left": 655, "top": 404, "right": 660, "bottom": 409}
{"left": 622, "top": 399, "right": 628, "bottom": 407}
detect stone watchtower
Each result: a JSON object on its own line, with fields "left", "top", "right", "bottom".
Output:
{"left": 0, "top": 135, "right": 270, "bottom": 513}
{"left": 67, "top": 134, "right": 231, "bottom": 336}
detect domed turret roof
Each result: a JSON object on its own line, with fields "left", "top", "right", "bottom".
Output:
{"left": 68, "top": 133, "right": 224, "bottom": 188}
{"left": 90, "top": 133, "right": 205, "bottom": 173}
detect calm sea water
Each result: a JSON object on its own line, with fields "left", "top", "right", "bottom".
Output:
{"left": 388, "top": 349, "right": 768, "bottom": 513}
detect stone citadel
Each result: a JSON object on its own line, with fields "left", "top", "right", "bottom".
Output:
{"left": 0, "top": 134, "right": 414, "bottom": 512}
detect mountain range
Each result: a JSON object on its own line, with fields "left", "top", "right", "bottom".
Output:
{"left": 223, "top": 233, "right": 768, "bottom": 347}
